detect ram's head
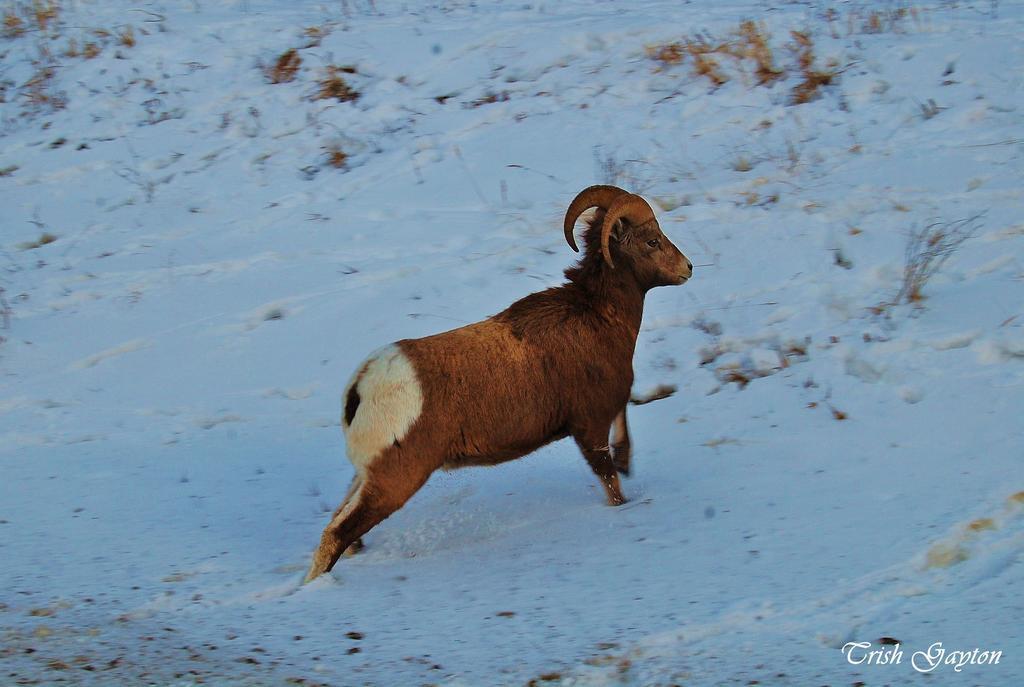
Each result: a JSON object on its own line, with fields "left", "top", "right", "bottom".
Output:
{"left": 564, "top": 185, "right": 693, "bottom": 288}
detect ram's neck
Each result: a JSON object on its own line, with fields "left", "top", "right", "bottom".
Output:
{"left": 595, "top": 273, "right": 645, "bottom": 341}
{"left": 565, "top": 257, "right": 644, "bottom": 331}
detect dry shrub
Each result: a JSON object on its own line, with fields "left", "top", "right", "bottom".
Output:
{"left": 831, "top": 6, "right": 919, "bottom": 36}
{"left": 467, "top": 90, "right": 510, "bottom": 108}
{"left": 824, "top": 8, "right": 841, "bottom": 39}
{"left": 736, "top": 20, "right": 783, "bottom": 85}
{"left": 324, "top": 143, "right": 348, "bottom": 169}
{"left": 781, "top": 339, "right": 809, "bottom": 362}
{"left": 2, "top": 1, "right": 60, "bottom": 38}
{"left": 302, "top": 25, "right": 328, "bottom": 48}
{"left": 18, "top": 40, "right": 68, "bottom": 114}
{"left": 647, "top": 42, "right": 684, "bottom": 66}
{"left": 2, "top": 9, "right": 24, "bottom": 38}
{"left": 118, "top": 25, "right": 135, "bottom": 48}
{"left": 790, "top": 31, "right": 814, "bottom": 71}
{"left": 267, "top": 48, "right": 301, "bottom": 84}
{"left": 897, "top": 215, "right": 980, "bottom": 304}
{"left": 647, "top": 38, "right": 728, "bottom": 87}
{"left": 861, "top": 7, "right": 909, "bottom": 34}
{"left": 21, "top": 62, "right": 66, "bottom": 112}
{"left": 56, "top": 25, "right": 136, "bottom": 61}
{"left": 32, "top": 0, "right": 58, "bottom": 31}
{"left": 18, "top": 231, "right": 58, "bottom": 250}
{"left": 790, "top": 68, "right": 833, "bottom": 103}
{"left": 864, "top": 12, "right": 884, "bottom": 34}
{"left": 648, "top": 21, "right": 792, "bottom": 91}
{"left": 715, "top": 365, "right": 766, "bottom": 389}
{"left": 685, "top": 40, "right": 729, "bottom": 88}
{"left": 789, "top": 30, "right": 836, "bottom": 104}
{"left": 919, "top": 98, "right": 941, "bottom": 120}
{"left": 313, "top": 65, "right": 359, "bottom": 102}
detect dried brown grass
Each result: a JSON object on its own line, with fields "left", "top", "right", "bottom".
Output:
{"left": 18, "top": 231, "right": 58, "bottom": 250}
{"left": 267, "top": 48, "right": 301, "bottom": 84}
{"left": 302, "top": 25, "right": 328, "bottom": 48}
{"left": 81, "top": 40, "right": 100, "bottom": 58}
{"left": 647, "top": 42, "right": 683, "bottom": 66}
{"left": 32, "top": 0, "right": 57, "bottom": 32}
{"left": 324, "top": 143, "right": 348, "bottom": 169}
{"left": 2, "top": 1, "right": 58, "bottom": 38}
{"left": 789, "top": 30, "right": 837, "bottom": 104}
{"left": 467, "top": 90, "right": 510, "bottom": 108}
{"left": 21, "top": 54, "right": 66, "bottom": 112}
{"left": 648, "top": 19, "right": 832, "bottom": 99}
{"left": 3, "top": 3, "right": 146, "bottom": 119}
{"left": 2, "top": 9, "right": 23, "bottom": 38}
{"left": 686, "top": 40, "right": 729, "bottom": 88}
{"left": 648, "top": 37, "right": 728, "bottom": 88}
{"left": 313, "top": 65, "right": 359, "bottom": 102}
{"left": 736, "top": 20, "right": 783, "bottom": 85}
{"left": 118, "top": 24, "right": 134, "bottom": 48}
{"left": 860, "top": 7, "right": 910, "bottom": 34}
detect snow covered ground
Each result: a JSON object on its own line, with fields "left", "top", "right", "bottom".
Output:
{"left": 1, "top": 0, "right": 1022, "bottom": 684}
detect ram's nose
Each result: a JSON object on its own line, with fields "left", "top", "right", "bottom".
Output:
{"left": 680, "top": 254, "right": 693, "bottom": 281}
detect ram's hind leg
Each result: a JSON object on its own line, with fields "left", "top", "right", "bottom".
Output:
{"left": 306, "top": 480, "right": 376, "bottom": 582}
{"left": 610, "top": 407, "right": 632, "bottom": 476}
{"left": 330, "top": 474, "right": 365, "bottom": 555}
{"left": 305, "top": 453, "right": 434, "bottom": 583}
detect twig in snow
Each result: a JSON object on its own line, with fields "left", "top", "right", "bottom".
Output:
{"left": 0, "top": 287, "right": 11, "bottom": 330}
{"left": 453, "top": 145, "right": 491, "bottom": 208}
{"left": 505, "top": 163, "right": 566, "bottom": 184}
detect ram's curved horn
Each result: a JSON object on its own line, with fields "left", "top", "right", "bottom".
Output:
{"left": 563, "top": 185, "right": 628, "bottom": 252}
{"left": 600, "top": 194, "right": 657, "bottom": 268}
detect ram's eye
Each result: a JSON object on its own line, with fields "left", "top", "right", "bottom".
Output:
{"left": 646, "top": 238, "right": 660, "bottom": 248}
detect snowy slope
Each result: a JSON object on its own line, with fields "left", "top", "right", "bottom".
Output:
{"left": 1, "top": 1, "right": 1022, "bottom": 684}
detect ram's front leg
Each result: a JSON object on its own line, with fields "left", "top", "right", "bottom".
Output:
{"left": 610, "top": 407, "right": 632, "bottom": 476}
{"left": 575, "top": 427, "right": 627, "bottom": 506}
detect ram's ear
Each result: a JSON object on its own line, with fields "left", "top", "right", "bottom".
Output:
{"left": 609, "top": 218, "right": 628, "bottom": 243}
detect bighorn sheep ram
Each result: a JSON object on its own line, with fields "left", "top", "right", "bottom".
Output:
{"left": 306, "top": 185, "right": 693, "bottom": 582}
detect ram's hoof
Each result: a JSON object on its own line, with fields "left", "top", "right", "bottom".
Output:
{"left": 304, "top": 551, "right": 333, "bottom": 584}
{"left": 607, "top": 493, "right": 628, "bottom": 507}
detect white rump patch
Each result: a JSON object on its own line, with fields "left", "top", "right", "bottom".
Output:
{"left": 342, "top": 345, "right": 423, "bottom": 469}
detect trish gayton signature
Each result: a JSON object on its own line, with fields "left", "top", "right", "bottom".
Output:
{"left": 842, "top": 641, "right": 1002, "bottom": 673}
